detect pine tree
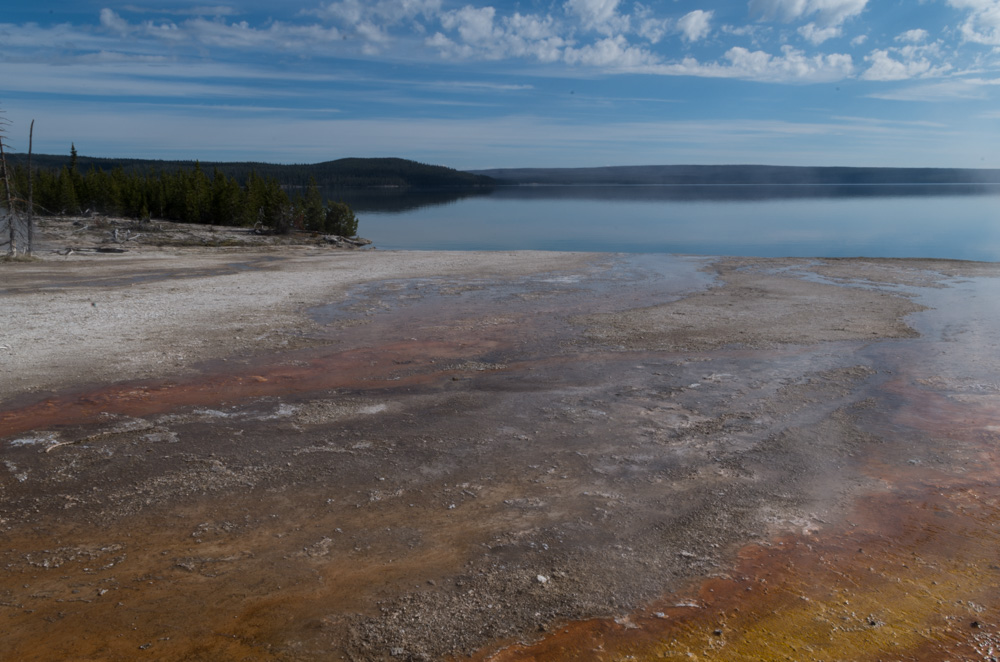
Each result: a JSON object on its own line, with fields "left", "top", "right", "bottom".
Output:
{"left": 323, "top": 201, "right": 358, "bottom": 237}
{"left": 57, "top": 166, "right": 79, "bottom": 215}
{"left": 303, "top": 176, "right": 324, "bottom": 231}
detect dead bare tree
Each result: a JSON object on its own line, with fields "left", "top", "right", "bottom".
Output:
{"left": 0, "top": 109, "right": 15, "bottom": 256}
{"left": 27, "top": 119, "right": 34, "bottom": 255}
{"left": 0, "top": 108, "right": 35, "bottom": 257}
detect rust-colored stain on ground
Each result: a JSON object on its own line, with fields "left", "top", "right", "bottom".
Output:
{"left": 0, "top": 338, "right": 499, "bottom": 438}
{"left": 5, "top": 255, "right": 1000, "bottom": 661}
{"left": 479, "top": 489, "right": 1000, "bottom": 661}
{"left": 478, "top": 378, "right": 1000, "bottom": 662}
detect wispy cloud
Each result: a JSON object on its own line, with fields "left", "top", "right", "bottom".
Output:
{"left": 121, "top": 5, "right": 241, "bottom": 17}
{"left": 6, "top": 105, "right": 963, "bottom": 168}
{"left": 831, "top": 115, "right": 949, "bottom": 128}
{"left": 646, "top": 46, "right": 855, "bottom": 83}
{"left": 748, "top": 0, "right": 868, "bottom": 28}
{"left": 867, "top": 79, "right": 987, "bottom": 101}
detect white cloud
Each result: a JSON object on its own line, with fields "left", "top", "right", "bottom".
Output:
{"left": 430, "top": 7, "right": 567, "bottom": 62}
{"left": 440, "top": 5, "right": 498, "bottom": 44}
{"left": 749, "top": 0, "right": 867, "bottom": 27}
{"left": 564, "top": 0, "right": 630, "bottom": 35}
{"left": 504, "top": 14, "right": 567, "bottom": 61}
{"left": 426, "top": 7, "right": 853, "bottom": 80}
{"left": 949, "top": 0, "right": 1000, "bottom": 45}
{"left": 318, "top": 0, "right": 365, "bottom": 24}
{"left": 896, "top": 28, "right": 929, "bottom": 43}
{"left": 174, "top": 18, "right": 344, "bottom": 51}
{"left": 798, "top": 22, "right": 841, "bottom": 44}
{"left": 307, "top": 0, "right": 441, "bottom": 50}
{"left": 725, "top": 44, "right": 853, "bottom": 81}
{"left": 678, "top": 10, "right": 714, "bottom": 42}
{"left": 722, "top": 24, "right": 759, "bottom": 37}
{"left": 564, "top": 35, "right": 657, "bottom": 67}
{"left": 719, "top": 23, "right": 774, "bottom": 48}
{"left": 652, "top": 45, "right": 854, "bottom": 82}
{"left": 860, "top": 38, "right": 951, "bottom": 81}
{"left": 95, "top": 10, "right": 355, "bottom": 54}
{"left": 861, "top": 49, "right": 932, "bottom": 80}
{"left": 316, "top": 0, "right": 441, "bottom": 25}
{"left": 633, "top": 3, "right": 671, "bottom": 43}
{"left": 850, "top": 33, "right": 867, "bottom": 46}
{"left": 356, "top": 21, "right": 390, "bottom": 45}
{"left": 5, "top": 1, "right": 975, "bottom": 93}
{"left": 100, "top": 9, "right": 133, "bottom": 35}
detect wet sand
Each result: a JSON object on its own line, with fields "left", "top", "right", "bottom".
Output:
{"left": 2, "top": 244, "right": 1000, "bottom": 661}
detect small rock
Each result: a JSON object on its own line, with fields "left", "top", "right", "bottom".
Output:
{"left": 536, "top": 575, "right": 549, "bottom": 584}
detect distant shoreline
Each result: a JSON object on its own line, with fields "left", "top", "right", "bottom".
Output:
{"left": 470, "top": 163, "right": 1000, "bottom": 186}
{"left": 8, "top": 152, "right": 1000, "bottom": 189}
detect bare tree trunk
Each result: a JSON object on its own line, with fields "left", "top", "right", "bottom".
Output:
{"left": 0, "top": 135, "right": 14, "bottom": 256}
{"left": 27, "top": 120, "right": 34, "bottom": 255}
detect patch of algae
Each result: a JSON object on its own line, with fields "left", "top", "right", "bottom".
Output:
{"left": 483, "top": 484, "right": 1000, "bottom": 662}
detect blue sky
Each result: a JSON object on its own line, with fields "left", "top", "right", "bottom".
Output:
{"left": 2, "top": 0, "right": 1000, "bottom": 168}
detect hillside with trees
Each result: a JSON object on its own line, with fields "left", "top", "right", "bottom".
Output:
{"left": 4, "top": 150, "right": 358, "bottom": 236}
{"left": 6, "top": 153, "right": 495, "bottom": 190}
{"left": 2, "top": 151, "right": 494, "bottom": 240}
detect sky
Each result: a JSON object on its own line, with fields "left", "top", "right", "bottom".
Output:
{"left": 2, "top": 0, "right": 1000, "bottom": 169}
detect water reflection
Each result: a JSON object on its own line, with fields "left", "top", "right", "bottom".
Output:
{"left": 332, "top": 184, "right": 1000, "bottom": 260}
{"left": 332, "top": 183, "right": 1000, "bottom": 212}
{"left": 491, "top": 183, "right": 1000, "bottom": 202}
{"left": 324, "top": 186, "right": 493, "bottom": 213}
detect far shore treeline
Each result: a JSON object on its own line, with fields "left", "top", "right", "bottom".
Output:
{"left": 2, "top": 152, "right": 494, "bottom": 235}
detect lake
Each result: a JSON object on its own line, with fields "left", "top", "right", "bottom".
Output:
{"left": 336, "top": 184, "right": 1000, "bottom": 261}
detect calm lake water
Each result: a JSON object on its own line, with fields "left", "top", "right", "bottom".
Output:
{"left": 338, "top": 184, "right": 1000, "bottom": 261}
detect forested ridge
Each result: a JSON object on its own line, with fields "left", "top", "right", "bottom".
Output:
{"left": 2, "top": 152, "right": 491, "bottom": 233}
{"left": 3, "top": 150, "right": 360, "bottom": 236}
{"left": 6, "top": 153, "right": 495, "bottom": 189}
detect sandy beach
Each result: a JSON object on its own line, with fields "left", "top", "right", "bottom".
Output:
{"left": 4, "top": 219, "right": 1000, "bottom": 660}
